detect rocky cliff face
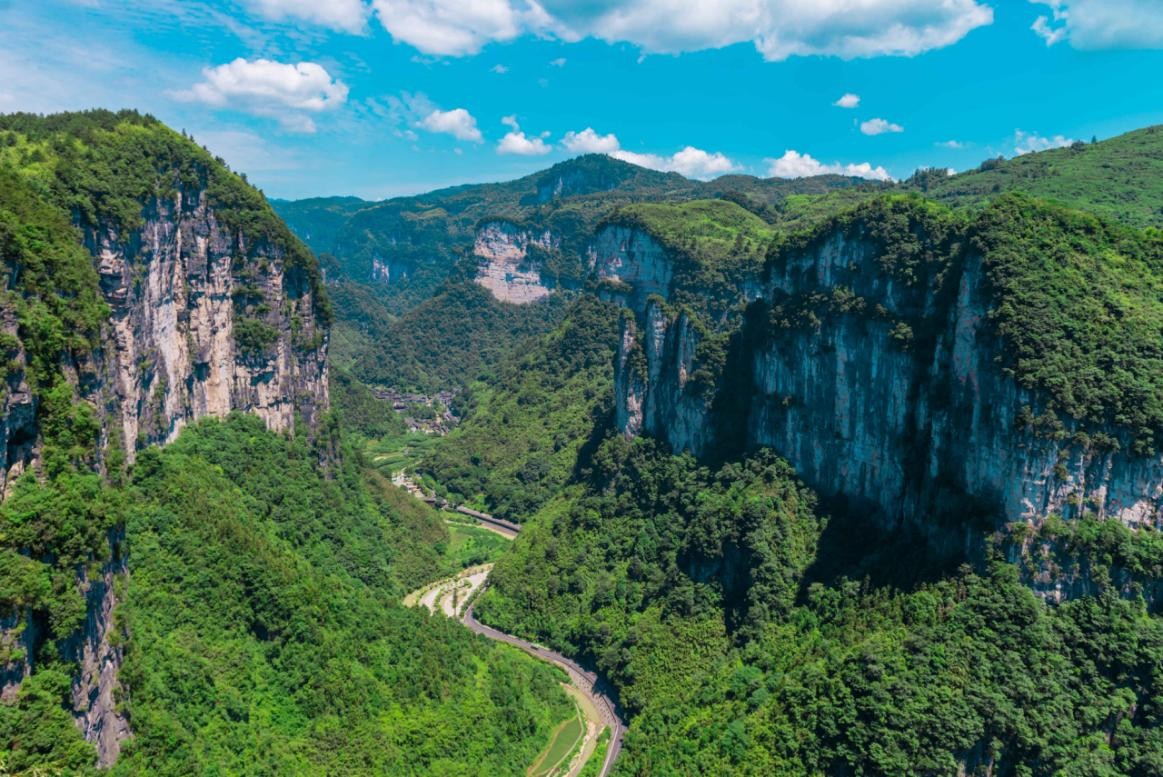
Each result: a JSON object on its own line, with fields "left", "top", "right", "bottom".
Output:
{"left": 0, "top": 190, "right": 329, "bottom": 764}
{"left": 66, "top": 530, "right": 130, "bottom": 767}
{"left": 88, "top": 189, "right": 329, "bottom": 456}
{"left": 589, "top": 225, "right": 674, "bottom": 310}
{"left": 473, "top": 220, "right": 556, "bottom": 304}
{"left": 613, "top": 211, "right": 1163, "bottom": 570}
{"left": 614, "top": 302, "right": 711, "bottom": 454}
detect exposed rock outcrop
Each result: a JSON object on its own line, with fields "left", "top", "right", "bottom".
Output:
{"left": 612, "top": 216, "right": 1163, "bottom": 578}
{"left": 0, "top": 183, "right": 330, "bottom": 764}
{"left": 473, "top": 221, "right": 556, "bottom": 304}
{"left": 67, "top": 531, "right": 130, "bottom": 767}
{"left": 87, "top": 189, "right": 329, "bottom": 456}
{"left": 588, "top": 225, "right": 673, "bottom": 311}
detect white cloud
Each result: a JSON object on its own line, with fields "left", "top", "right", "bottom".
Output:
{"left": 246, "top": 0, "right": 369, "bottom": 33}
{"left": 498, "top": 131, "right": 553, "bottom": 155}
{"left": 937, "top": 139, "right": 965, "bottom": 149}
{"left": 540, "top": 0, "right": 993, "bottom": 61}
{"left": 766, "top": 150, "right": 892, "bottom": 181}
{"left": 860, "top": 117, "right": 904, "bottom": 135}
{"left": 370, "top": 0, "right": 533, "bottom": 56}
{"left": 550, "top": 57, "right": 567, "bottom": 66}
{"left": 834, "top": 93, "right": 860, "bottom": 108}
{"left": 362, "top": 0, "right": 992, "bottom": 60}
{"left": 492, "top": 64, "right": 510, "bottom": 73}
{"left": 1030, "top": 1, "right": 1163, "bottom": 50}
{"left": 171, "top": 58, "right": 348, "bottom": 133}
{"left": 1032, "top": 11, "right": 1068, "bottom": 45}
{"left": 612, "top": 146, "right": 737, "bottom": 179}
{"left": 562, "top": 127, "right": 621, "bottom": 153}
{"left": 557, "top": 127, "right": 736, "bottom": 178}
{"left": 497, "top": 116, "right": 552, "bottom": 155}
{"left": 1014, "top": 129, "right": 1075, "bottom": 155}
{"left": 419, "top": 107, "right": 483, "bottom": 142}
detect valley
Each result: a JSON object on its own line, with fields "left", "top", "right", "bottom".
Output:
{"left": 403, "top": 509, "right": 625, "bottom": 777}
{"left": 1, "top": 107, "right": 1162, "bottom": 775}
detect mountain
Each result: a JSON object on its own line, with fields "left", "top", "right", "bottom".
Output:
{"left": 270, "top": 154, "right": 877, "bottom": 308}
{"left": 0, "top": 111, "right": 571, "bottom": 774}
{"left": 427, "top": 127, "right": 1163, "bottom": 774}
{"left": 272, "top": 155, "right": 877, "bottom": 395}
{"left": 908, "top": 125, "right": 1163, "bottom": 229}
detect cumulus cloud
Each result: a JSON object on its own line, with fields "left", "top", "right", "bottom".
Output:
{"left": 420, "top": 107, "right": 484, "bottom": 141}
{"left": 612, "top": 146, "right": 737, "bottom": 179}
{"left": 247, "top": 0, "right": 369, "bottom": 33}
{"left": 370, "top": 0, "right": 536, "bottom": 56}
{"left": 1030, "top": 1, "right": 1163, "bottom": 50}
{"left": 497, "top": 115, "right": 552, "bottom": 154}
{"left": 540, "top": 0, "right": 993, "bottom": 60}
{"left": 562, "top": 127, "right": 621, "bottom": 153}
{"left": 937, "top": 139, "right": 965, "bottom": 149}
{"left": 1014, "top": 129, "right": 1075, "bottom": 155}
{"left": 558, "top": 126, "right": 736, "bottom": 178}
{"left": 766, "top": 150, "right": 892, "bottom": 181}
{"left": 834, "top": 93, "right": 860, "bottom": 108}
{"left": 860, "top": 117, "right": 904, "bottom": 135}
{"left": 363, "top": 0, "right": 992, "bottom": 60}
{"left": 1032, "top": 10, "right": 1068, "bottom": 46}
{"left": 171, "top": 58, "right": 348, "bottom": 132}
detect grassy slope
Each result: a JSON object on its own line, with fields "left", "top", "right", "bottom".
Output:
{"left": 914, "top": 126, "right": 1163, "bottom": 229}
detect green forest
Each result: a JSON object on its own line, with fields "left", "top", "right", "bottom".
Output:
{"left": 1, "top": 415, "right": 573, "bottom": 776}
{"left": 477, "top": 438, "right": 1163, "bottom": 775}
{"left": 3, "top": 103, "right": 1163, "bottom": 777}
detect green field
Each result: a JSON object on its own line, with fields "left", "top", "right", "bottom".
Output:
{"left": 577, "top": 729, "right": 610, "bottom": 777}
{"left": 366, "top": 431, "right": 443, "bottom": 477}
{"left": 445, "top": 520, "right": 512, "bottom": 568}
{"left": 527, "top": 705, "right": 585, "bottom": 777}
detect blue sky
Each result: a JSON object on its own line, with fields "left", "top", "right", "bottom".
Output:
{"left": 1, "top": 0, "right": 1161, "bottom": 199}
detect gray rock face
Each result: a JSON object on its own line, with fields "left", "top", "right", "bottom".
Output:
{"left": 588, "top": 225, "right": 673, "bottom": 310}
{"left": 473, "top": 220, "right": 556, "bottom": 304}
{"left": 614, "top": 302, "right": 711, "bottom": 454}
{"left": 612, "top": 224, "right": 1163, "bottom": 574}
{"left": 0, "top": 184, "right": 330, "bottom": 763}
{"left": 88, "top": 190, "right": 329, "bottom": 455}
{"left": 67, "top": 531, "right": 130, "bottom": 767}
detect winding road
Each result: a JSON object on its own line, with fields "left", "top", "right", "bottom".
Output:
{"left": 462, "top": 599, "right": 625, "bottom": 776}
{"left": 400, "top": 493, "right": 626, "bottom": 777}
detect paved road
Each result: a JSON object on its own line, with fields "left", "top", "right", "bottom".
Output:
{"left": 398, "top": 486, "right": 627, "bottom": 776}
{"left": 463, "top": 598, "right": 625, "bottom": 777}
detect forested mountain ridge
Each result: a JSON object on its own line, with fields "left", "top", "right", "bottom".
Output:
{"left": 382, "top": 127, "right": 1163, "bottom": 773}
{"left": 270, "top": 154, "right": 875, "bottom": 309}
{"left": 0, "top": 111, "right": 574, "bottom": 774}
{"left": 0, "top": 109, "right": 331, "bottom": 765}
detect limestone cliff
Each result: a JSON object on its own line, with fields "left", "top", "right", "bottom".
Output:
{"left": 473, "top": 220, "right": 556, "bottom": 304}
{"left": 0, "top": 111, "right": 330, "bottom": 766}
{"left": 589, "top": 225, "right": 674, "bottom": 310}
{"left": 613, "top": 197, "right": 1163, "bottom": 582}
{"left": 87, "top": 190, "right": 329, "bottom": 455}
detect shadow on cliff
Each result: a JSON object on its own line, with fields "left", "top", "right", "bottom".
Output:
{"left": 799, "top": 498, "right": 972, "bottom": 594}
